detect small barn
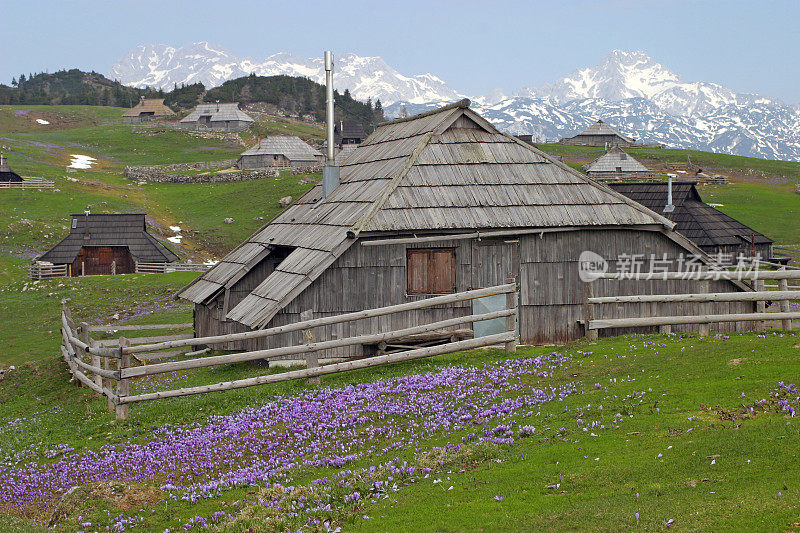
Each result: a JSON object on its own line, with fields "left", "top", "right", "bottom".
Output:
{"left": 122, "top": 98, "right": 176, "bottom": 123}
{"left": 0, "top": 155, "right": 23, "bottom": 182}
{"left": 178, "top": 99, "right": 752, "bottom": 357}
{"left": 237, "top": 136, "right": 324, "bottom": 169}
{"left": 37, "top": 213, "right": 177, "bottom": 276}
{"left": 334, "top": 121, "right": 366, "bottom": 148}
{"left": 562, "top": 120, "right": 636, "bottom": 147}
{"left": 584, "top": 146, "right": 650, "bottom": 180}
{"left": 610, "top": 181, "right": 774, "bottom": 263}
{"left": 179, "top": 103, "right": 254, "bottom": 132}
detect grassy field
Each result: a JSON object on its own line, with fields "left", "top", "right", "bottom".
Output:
{"left": 0, "top": 327, "right": 797, "bottom": 531}
{"left": 1, "top": 106, "right": 800, "bottom": 531}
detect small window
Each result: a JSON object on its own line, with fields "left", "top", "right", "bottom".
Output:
{"left": 616, "top": 166, "right": 623, "bottom": 172}
{"left": 407, "top": 248, "right": 456, "bottom": 295}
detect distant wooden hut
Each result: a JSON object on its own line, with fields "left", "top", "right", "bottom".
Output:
{"left": 0, "top": 155, "right": 22, "bottom": 182}
{"left": 334, "top": 121, "right": 366, "bottom": 148}
{"left": 237, "top": 136, "right": 324, "bottom": 169}
{"left": 610, "top": 181, "right": 773, "bottom": 263}
{"left": 179, "top": 102, "right": 254, "bottom": 132}
{"left": 178, "top": 99, "right": 751, "bottom": 355}
{"left": 122, "top": 98, "right": 176, "bottom": 123}
{"left": 584, "top": 146, "right": 650, "bottom": 180}
{"left": 562, "top": 120, "right": 635, "bottom": 147}
{"left": 37, "top": 213, "right": 177, "bottom": 276}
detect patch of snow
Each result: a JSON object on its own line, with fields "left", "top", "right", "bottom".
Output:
{"left": 67, "top": 155, "right": 96, "bottom": 169}
{"left": 36, "top": 119, "right": 50, "bottom": 125}
{"left": 167, "top": 235, "right": 183, "bottom": 244}
{"left": 169, "top": 226, "right": 181, "bottom": 232}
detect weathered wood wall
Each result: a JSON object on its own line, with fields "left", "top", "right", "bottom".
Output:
{"left": 195, "top": 228, "right": 754, "bottom": 357}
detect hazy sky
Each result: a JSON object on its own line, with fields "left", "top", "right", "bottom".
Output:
{"left": 1, "top": 0, "right": 798, "bottom": 103}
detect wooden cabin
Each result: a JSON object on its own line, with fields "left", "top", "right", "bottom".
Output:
{"left": 179, "top": 102, "right": 254, "bottom": 132}
{"left": 178, "top": 99, "right": 752, "bottom": 358}
{"left": 584, "top": 146, "right": 650, "bottom": 180}
{"left": 122, "top": 98, "right": 176, "bottom": 123}
{"left": 0, "top": 155, "right": 23, "bottom": 182}
{"left": 37, "top": 213, "right": 177, "bottom": 276}
{"left": 237, "top": 136, "right": 324, "bottom": 169}
{"left": 334, "top": 121, "right": 366, "bottom": 148}
{"left": 562, "top": 120, "right": 636, "bottom": 147}
{"left": 610, "top": 181, "right": 774, "bottom": 263}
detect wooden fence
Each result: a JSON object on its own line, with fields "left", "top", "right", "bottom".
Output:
{"left": 582, "top": 269, "right": 800, "bottom": 339}
{"left": 135, "top": 262, "right": 212, "bottom": 273}
{"left": 60, "top": 282, "right": 519, "bottom": 419}
{"left": 28, "top": 263, "right": 68, "bottom": 280}
{"left": 0, "top": 178, "right": 55, "bottom": 189}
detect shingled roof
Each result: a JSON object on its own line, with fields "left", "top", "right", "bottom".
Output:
{"left": 584, "top": 146, "right": 649, "bottom": 174}
{"left": 574, "top": 120, "right": 635, "bottom": 143}
{"left": 178, "top": 99, "right": 675, "bottom": 329}
{"left": 609, "top": 182, "right": 773, "bottom": 249}
{"left": 180, "top": 103, "right": 254, "bottom": 124}
{"left": 122, "top": 98, "right": 175, "bottom": 118}
{"left": 38, "top": 213, "right": 178, "bottom": 265}
{"left": 240, "top": 136, "right": 323, "bottom": 162}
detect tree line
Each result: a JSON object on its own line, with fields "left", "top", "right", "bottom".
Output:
{"left": 0, "top": 70, "right": 385, "bottom": 125}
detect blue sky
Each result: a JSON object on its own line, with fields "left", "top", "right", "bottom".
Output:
{"left": 1, "top": 0, "right": 798, "bottom": 103}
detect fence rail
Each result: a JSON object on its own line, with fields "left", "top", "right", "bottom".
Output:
{"left": 0, "top": 178, "right": 55, "bottom": 189}
{"left": 28, "top": 263, "right": 68, "bottom": 280}
{"left": 135, "top": 262, "right": 212, "bottom": 273}
{"left": 60, "top": 282, "right": 519, "bottom": 418}
{"left": 583, "top": 268, "right": 800, "bottom": 338}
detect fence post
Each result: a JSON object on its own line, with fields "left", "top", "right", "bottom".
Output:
{"left": 104, "top": 355, "right": 115, "bottom": 412}
{"left": 116, "top": 337, "right": 130, "bottom": 420}
{"left": 80, "top": 321, "right": 102, "bottom": 395}
{"left": 755, "top": 279, "right": 766, "bottom": 331}
{"left": 583, "top": 281, "right": 598, "bottom": 341}
{"left": 698, "top": 280, "right": 710, "bottom": 337}
{"left": 505, "top": 277, "right": 518, "bottom": 353}
{"left": 134, "top": 261, "right": 138, "bottom": 274}
{"left": 301, "top": 310, "right": 320, "bottom": 384}
{"left": 62, "top": 304, "right": 82, "bottom": 387}
{"left": 778, "top": 267, "right": 792, "bottom": 331}
{"left": 111, "top": 260, "right": 116, "bottom": 275}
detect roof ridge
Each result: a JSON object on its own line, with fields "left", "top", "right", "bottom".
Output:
{"left": 377, "top": 98, "right": 471, "bottom": 127}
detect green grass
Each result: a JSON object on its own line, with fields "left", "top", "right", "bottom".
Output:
{"left": 701, "top": 182, "right": 800, "bottom": 245}
{"left": 1, "top": 331, "right": 798, "bottom": 531}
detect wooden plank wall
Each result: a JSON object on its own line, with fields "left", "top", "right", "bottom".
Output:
{"left": 196, "top": 228, "right": 756, "bottom": 356}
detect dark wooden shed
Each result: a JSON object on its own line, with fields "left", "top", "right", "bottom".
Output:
{"left": 37, "top": 213, "right": 178, "bottom": 276}
{"left": 0, "top": 155, "right": 23, "bottom": 182}
{"left": 334, "top": 121, "right": 366, "bottom": 148}
{"left": 178, "top": 100, "right": 752, "bottom": 357}
{"left": 562, "top": 120, "right": 636, "bottom": 147}
{"left": 610, "top": 181, "right": 774, "bottom": 263}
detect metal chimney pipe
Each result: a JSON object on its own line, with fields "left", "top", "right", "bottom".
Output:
{"left": 322, "top": 50, "right": 339, "bottom": 199}
{"left": 664, "top": 176, "right": 675, "bottom": 213}
{"left": 325, "top": 51, "right": 335, "bottom": 163}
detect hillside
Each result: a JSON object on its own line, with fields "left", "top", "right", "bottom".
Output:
{"left": 0, "top": 104, "right": 799, "bottom": 531}
{"left": 0, "top": 69, "right": 158, "bottom": 107}
{"left": 204, "top": 74, "right": 384, "bottom": 127}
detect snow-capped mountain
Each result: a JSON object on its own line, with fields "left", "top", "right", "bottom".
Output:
{"left": 109, "top": 42, "right": 461, "bottom": 105}
{"left": 110, "top": 45, "right": 800, "bottom": 161}
{"left": 386, "top": 50, "right": 800, "bottom": 161}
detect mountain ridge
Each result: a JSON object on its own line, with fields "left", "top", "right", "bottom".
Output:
{"left": 103, "top": 44, "right": 800, "bottom": 162}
